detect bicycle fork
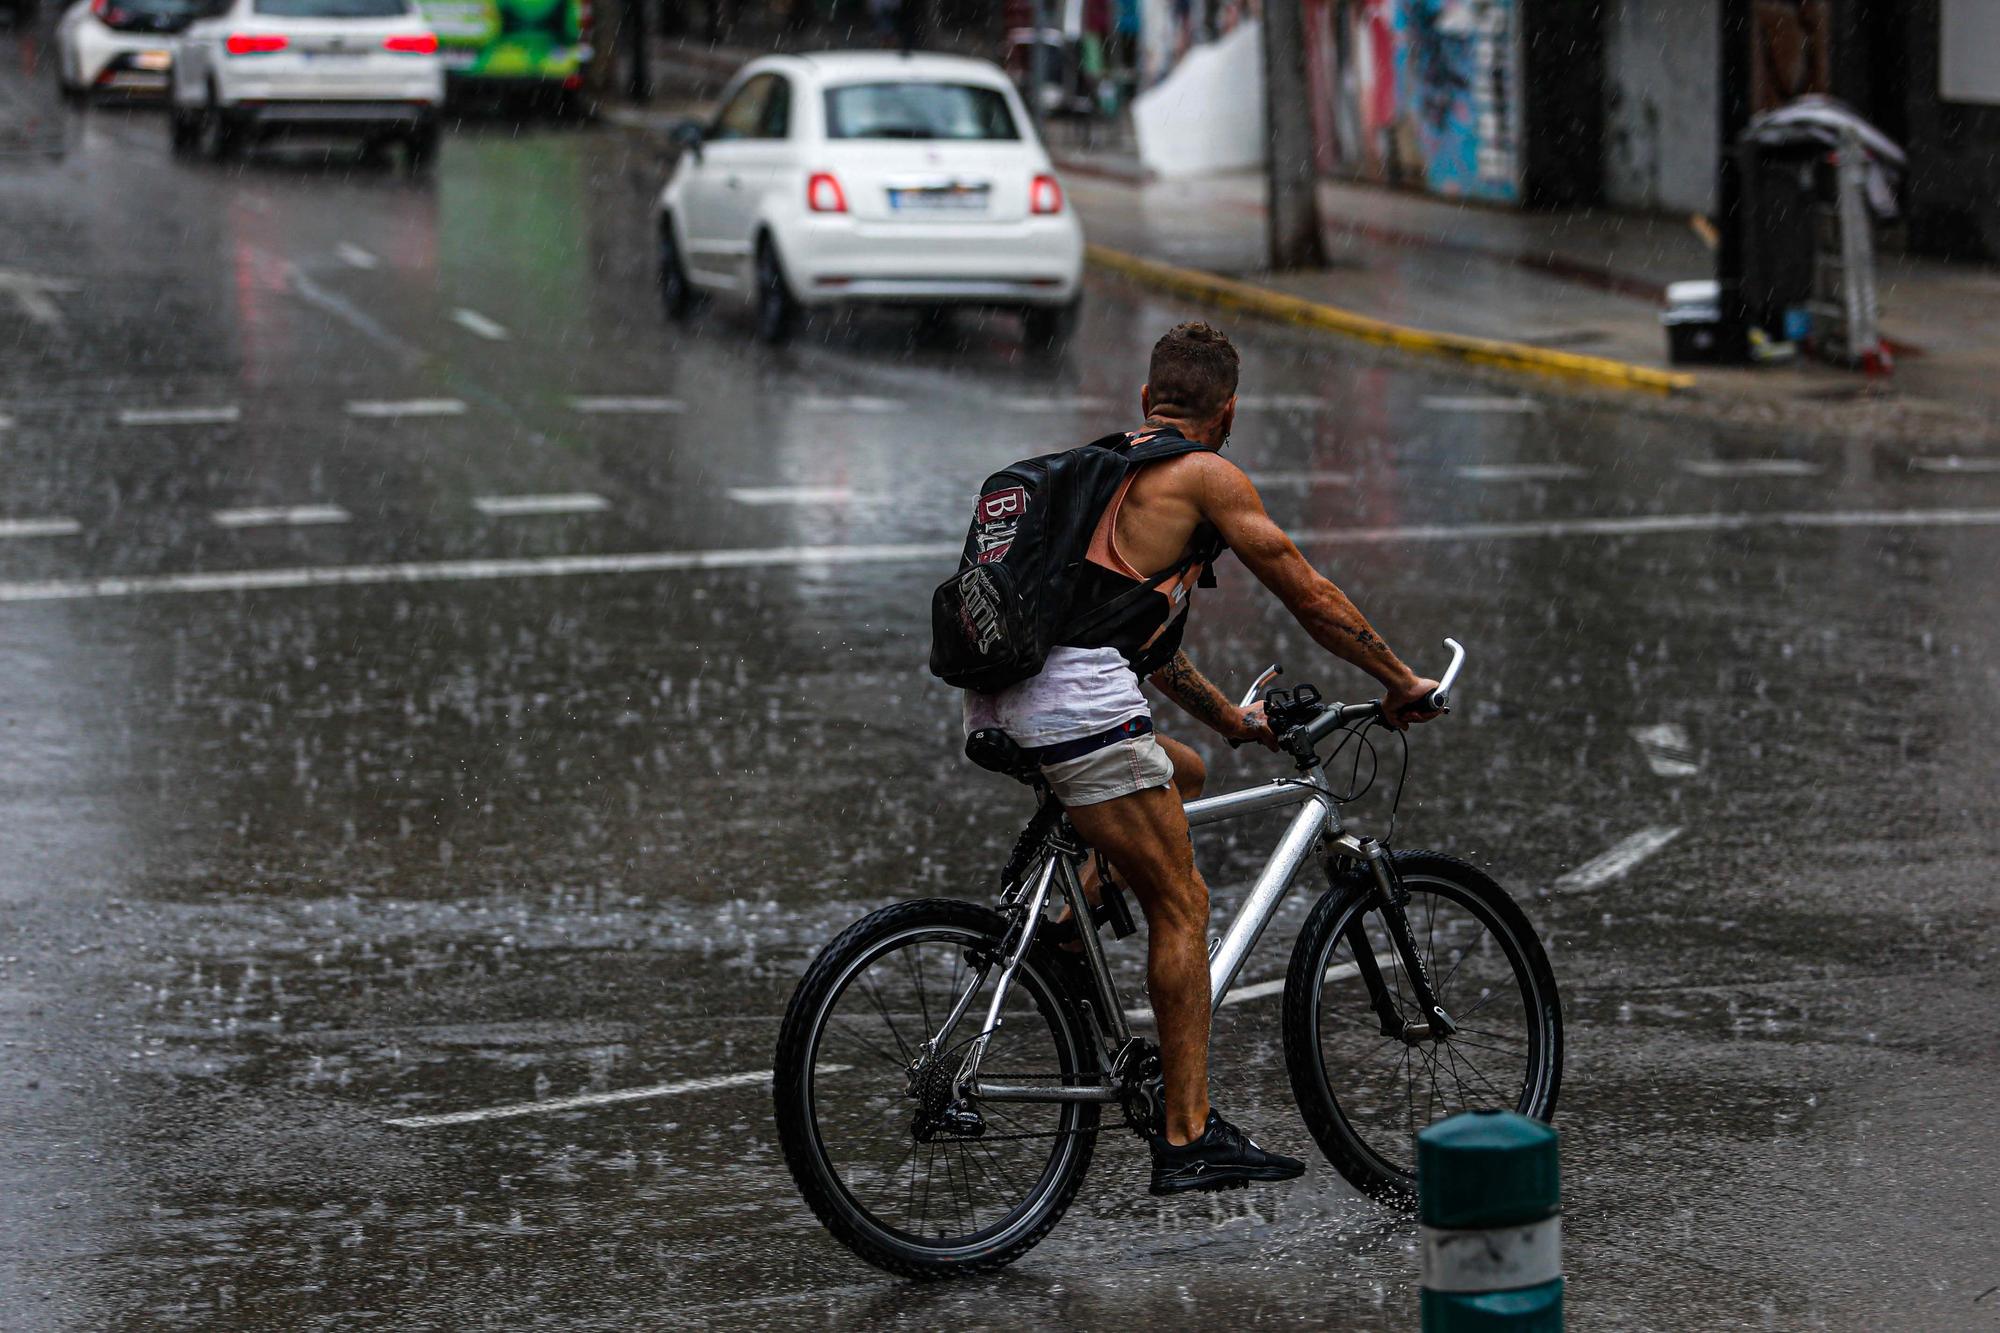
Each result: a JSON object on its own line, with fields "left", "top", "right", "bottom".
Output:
{"left": 1336, "top": 837, "right": 1457, "bottom": 1043}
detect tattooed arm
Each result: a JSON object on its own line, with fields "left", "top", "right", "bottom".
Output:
{"left": 1149, "top": 650, "right": 1278, "bottom": 750}
{"left": 1187, "top": 455, "right": 1442, "bottom": 730}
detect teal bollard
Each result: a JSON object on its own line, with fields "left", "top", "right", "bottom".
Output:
{"left": 1417, "top": 1109, "right": 1563, "bottom": 1332}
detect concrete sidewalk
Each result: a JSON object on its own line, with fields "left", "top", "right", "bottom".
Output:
{"left": 1063, "top": 167, "right": 2000, "bottom": 434}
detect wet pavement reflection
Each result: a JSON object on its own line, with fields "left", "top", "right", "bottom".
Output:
{"left": 3, "top": 36, "right": 1999, "bottom": 1332}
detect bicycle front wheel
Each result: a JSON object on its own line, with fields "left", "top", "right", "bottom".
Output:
{"left": 773, "top": 899, "right": 1100, "bottom": 1278}
{"left": 1281, "top": 850, "right": 1563, "bottom": 1203}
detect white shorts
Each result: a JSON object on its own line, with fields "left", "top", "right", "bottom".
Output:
{"left": 1040, "top": 733, "right": 1176, "bottom": 807}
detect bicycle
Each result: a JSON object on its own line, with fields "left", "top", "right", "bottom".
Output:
{"left": 773, "top": 639, "right": 1563, "bottom": 1278}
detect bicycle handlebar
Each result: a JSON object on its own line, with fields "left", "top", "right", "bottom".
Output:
{"left": 1228, "top": 638, "right": 1467, "bottom": 750}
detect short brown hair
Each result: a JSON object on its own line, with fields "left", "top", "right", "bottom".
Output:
{"left": 1146, "top": 321, "right": 1240, "bottom": 421}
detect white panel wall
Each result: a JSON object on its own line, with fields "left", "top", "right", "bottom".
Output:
{"left": 1602, "top": 0, "right": 1718, "bottom": 214}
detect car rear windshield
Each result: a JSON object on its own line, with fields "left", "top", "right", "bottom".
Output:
{"left": 252, "top": 0, "right": 408, "bottom": 15}
{"left": 822, "top": 82, "right": 1019, "bottom": 141}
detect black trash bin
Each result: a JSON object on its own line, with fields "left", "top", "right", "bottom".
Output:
{"left": 1735, "top": 136, "right": 1830, "bottom": 339}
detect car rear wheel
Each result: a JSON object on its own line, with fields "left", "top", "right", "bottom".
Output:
{"left": 753, "top": 237, "right": 797, "bottom": 345}
{"left": 169, "top": 100, "right": 201, "bottom": 153}
{"left": 658, "top": 219, "right": 694, "bottom": 321}
{"left": 1022, "top": 298, "right": 1079, "bottom": 355}
{"left": 404, "top": 119, "right": 439, "bottom": 172}
{"left": 201, "top": 92, "right": 239, "bottom": 162}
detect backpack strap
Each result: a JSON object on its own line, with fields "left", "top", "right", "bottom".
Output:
{"left": 1062, "top": 541, "right": 1210, "bottom": 642}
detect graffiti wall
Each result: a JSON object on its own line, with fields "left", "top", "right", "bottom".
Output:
{"left": 1303, "top": 0, "right": 1521, "bottom": 203}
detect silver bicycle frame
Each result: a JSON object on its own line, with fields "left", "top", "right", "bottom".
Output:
{"left": 965, "top": 639, "right": 1467, "bottom": 1105}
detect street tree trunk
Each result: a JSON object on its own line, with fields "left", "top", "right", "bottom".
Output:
{"left": 1261, "top": 0, "right": 1325, "bottom": 270}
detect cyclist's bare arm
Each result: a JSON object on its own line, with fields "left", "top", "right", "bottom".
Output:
{"left": 1192, "top": 458, "right": 1441, "bottom": 726}
{"left": 1148, "top": 650, "right": 1277, "bottom": 749}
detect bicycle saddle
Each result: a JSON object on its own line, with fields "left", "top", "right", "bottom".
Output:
{"left": 964, "top": 727, "right": 1041, "bottom": 785}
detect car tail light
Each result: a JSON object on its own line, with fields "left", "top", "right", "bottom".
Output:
{"left": 383, "top": 32, "right": 438, "bottom": 53}
{"left": 225, "top": 32, "right": 289, "bottom": 54}
{"left": 807, "top": 172, "right": 847, "bottom": 214}
{"left": 1030, "top": 174, "right": 1064, "bottom": 215}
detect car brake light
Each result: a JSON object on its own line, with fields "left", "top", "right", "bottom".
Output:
{"left": 807, "top": 172, "right": 847, "bottom": 214}
{"left": 225, "top": 32, "right": 288, "bottom": 54}
{"left": 1030, "top": 174, "right": 1064, "bottom": 215}
{"left": 383, "top": 32, "right": 438, "bottom": 53}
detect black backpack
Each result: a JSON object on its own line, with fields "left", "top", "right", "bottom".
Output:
{"left": 929, "top": 429, "right": 1218, "bottom": 692}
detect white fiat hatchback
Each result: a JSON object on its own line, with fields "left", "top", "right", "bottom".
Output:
{"left": 656, "top": 52, "right": 1085, "bottom": 348}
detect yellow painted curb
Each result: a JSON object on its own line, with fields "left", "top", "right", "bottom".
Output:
{"left": 1086, "top": 243, "right": 1695, "bottom": 395}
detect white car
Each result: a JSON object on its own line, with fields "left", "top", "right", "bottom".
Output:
{"left": 55, "top": 0, "right": 198, "bottom": 100}
{"left": 655, "top": 52, "right": 1085, "bottom": 348}
{"left": 167, "top": 0, "right": 443, "bottom": 166}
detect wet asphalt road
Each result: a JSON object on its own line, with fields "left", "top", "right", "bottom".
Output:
{"left": 4, "top": 41, "right": 2000, "bottom": 1332}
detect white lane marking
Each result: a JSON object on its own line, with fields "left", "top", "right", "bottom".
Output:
{"left": 1004, "top": 396, "right": 1115, "bottom": 412}
{"left": 346, "top": 399, "right": 467, "bottom": 418}
{"left": 473, "top": 493, "right": 610, "bottom": 518}
{"left": 387, "top": 1065, "right": 850, "bottom": 1128}
{"left": 213, "top": 505, "right": 352, "bottom": 529}
{"left": 288, "top": 264, "right": 427, "bottom": 368}
{"left": 1237, "top": 394, "right": 1327, "bottom": 411}
{"left": 1294, "top": 506, "right": 2000, "bottom": 545}
{"left": 0, "top": 414, "right": 14, "bottom": 430}
{"left": 570, "top": 396, "right": 685, "bottom": 414}
{"left": 1455, "top": 463, "right": 1588, "bottom": 482}
{"left": 1554, "top": 826, "right": 1684, "bottom": 892}
{"left": 335, "top": 243, "right": 380, "bottom": 270}
{"left": 727, "top": 486, "right": 857, "bottom": 506}
{"left": 0, "top": 269, "right": 81, "bottom": 327}
{"left": 1250, "top": 470, "right": 1355, "bottom": 488}
{"left": 0, "top": 517, "right": 82, "bottom": 540}
{"left": 1123, "top": 961, "right": 1368, "bottom": 1023}
{"left": 451, "top": 307, "right": 509, "bottom": 341}
{"left": 1422, "top": 395, "right": 1544, "bottom": 414}
{"left": 118, "top": 405, "right": 240, "bottom": 427}
{"left": 800, "top": 395, "right": 905, "bottom": 413}
{"left": 1630, "top": 723, "right": 1700, "bottom": 777}
{"left": 1680, "top": 458, "right": 1822, "bottom": 478}
{"left": 1910, "top": 455, "right": 2000, "bottom": 474}
{"left": 9, "top": 506, "right": 2000, "bottom": 606}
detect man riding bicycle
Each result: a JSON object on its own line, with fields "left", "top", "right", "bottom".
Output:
{"left": 963, "top": 322, "right": 1443, "bottom": 1195}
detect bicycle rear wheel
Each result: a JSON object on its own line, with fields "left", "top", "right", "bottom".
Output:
{"left": 773, "top": 899, "right": 1100, "bottom": 1277}
{"left": 1281, "top": 850, "right": 1562, "bottom": 1203}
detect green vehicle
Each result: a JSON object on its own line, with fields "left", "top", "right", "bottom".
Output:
{"left": 418, "top": 0, "right": 589, "bottom": 94}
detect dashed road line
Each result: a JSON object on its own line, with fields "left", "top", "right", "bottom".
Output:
{"left": 1005, "top": 396, "right": 1116, "bottom": 412}
{"left": 1910, "top": 455, "right": 2000, "bottom": 474}
{"left": 1250, "top": 470, "right": 1355, "bottom": 488}
{"left": 571, "top": 396, "right": 685, "bottom": 414}
{"left": 1455, "top": 463, "right": 1588, "bottom": 482}
{"left": 473, "top": 493, "right": 609, "bottom": 518}
{"left": 212, "top": 505, "right": 352, "bottom": 530}
{"left": 1680, "top": 458, "right": 1822, "bottom": 478}
{"left": 0, "top": 517, "right": 81, "bottom": 540}
{"left": 335, "top": 243, "right": 380, "bottom": 270}
{"left": 1554, "top": 826, "right": 1684, "bottom": 892}
{"left": 1631, "top": 723, "right": 1700, "bottom": 777}
{"left": 1422, "top": 395, "right": 1544, "bottom": 414}
{"left": 1237, "top": 394, "right": 1328, "bottom": 411}
{"left": 727, "top": 486, "right": 857, "bottom": 506}
{"left": 118, "top": 405, "right": 240, "bottom": 427}
{"left": 346, "top": 399, "right": 467, "bottom": 418}
{"left": 6, "top": 507, "right": 2000, "bottom": 605}
{"left": 799, "top": 395, "right": 905, "bottom": 413}
{"left": 0, "top": 269, "right": 80, "bottom": 327}
{"left": 451, "top": 308, "right": 509, "bottom": 341}
{"left": 1124, "top": 961, "right": 1370, "bottom": 1022}
{"left": 386, "top": 1065, "right": 850, "bottom": 1128}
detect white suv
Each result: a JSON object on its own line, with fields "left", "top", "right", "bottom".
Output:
{"left": 168, "top": 0, "right": 443, "bottom": 167}
{"left": 656, "top": 52, "right": 1085, "bottom": 348}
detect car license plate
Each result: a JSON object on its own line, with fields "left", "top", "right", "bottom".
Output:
{"left": 132, "top": 49, "right": 171, "bottom": 71}
{"left": 888, "top": 185, "right": 990, "bottom": 213}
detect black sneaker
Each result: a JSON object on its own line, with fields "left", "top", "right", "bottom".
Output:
{"left": 1148, "top": 1110, "right": 1306, "bottom": 1196}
